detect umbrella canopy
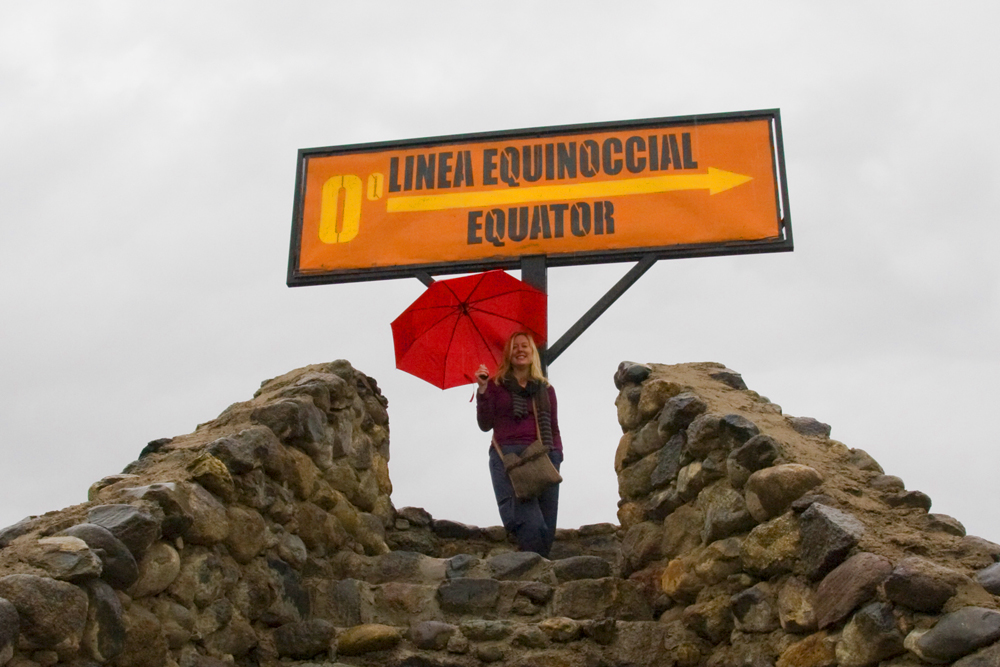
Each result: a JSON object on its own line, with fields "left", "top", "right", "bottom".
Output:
{"left": 391, "top": 270, "right": 547, "bottom": 389}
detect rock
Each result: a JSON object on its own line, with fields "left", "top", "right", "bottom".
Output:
{"left": 650, "top": 433, "right": 686, "bottom": 489}
{"left": 676, "top": 461, "right": 713, "bottom": 501}
{"left": 486, "top": 551, "right": 541, "bottom": 580}
{"left": 745, "top": 464, "right": 824, "bottom": 522}
{"left": 538, "top": 617, "right": 582, "bottom": 642}
{"left": 778, "top": 576, "right": 817, "bottom": 633}
{"left": 552, "top": 555, "right": 611, "bottom": 582}
{"left": 646, "top": 485, "right": 683, "bottom": 521}
{"left": 79, "top": 579, "right": 125, "bottom": 663}
{"left": 977, "top": 562, "right": 1000, "bottom": 595}
{"left": 908, "top": 607, "right": 1000, "bottom": 663}
{"left": 732, "top": 582, "right": 779, "bottom": 633}
{"left": 786, "top": 416, "right": 831, "bottom": 437}
{"left": 517, "top": 582, "right": 554, "bottom": 605}
{"left": 582, "top": 618, "right": 617, "bottom": 645}
{"left": 459, "top": 620, "right": 512, "bottom": 640}
{"left": 511, "top": 625, "right": 548, "bottom": 648}
{"left": 684, "top": 413, "right": 723, "bottom": 458}
{"left": 740, "top": 512, "right": 801, "bottom": 578}
{"left": 709, "top": 367, "right": 748, "bottom": 390}
{"left": 616, "top": 385, "right": 643, "bottom": 431}
{"left": 846, "top": 448, "right": 883, "bottom": 473}
{"left": 632, "top": 420, "right": 667, "bottom": 457}
{"left": 719, "top": 414, "right": 759, "bottom": 450}
{"left": 552, "top": 578, "right": 617, "bottom": 619}
{"left": 954, "top": 641, "right": 1000, "bottom": 667}
{"left": 223, "top": 505, "right": 269, "bottom": 563}
{"left": 886, "top": 490, "right": 932, "bottom": 511}
{"left": 835, "top": 602, "right": 905, "bottom": 667}
{"left": 129, "top": 541, "right": 181, "bottom": 598}
{"left": 614, "top": 361, "right": 652, "bottom": 389}
{"left": 638, "top": 379, "right": 686, "bottom": 421}
{"left": 437, "top": 579, "right": 499, "bottom": 614}
{"left": 110, "top": 602, "right": 168, "bottom": 667}
{"left": 618, "top": 452, "right": 659, "bottom": 500}
{"left": 475, "top": 644, "right": 505, "bottom": 662}
{"left": 168, "top": 548, "right": 227, "bottom": 608}
{"left": 431, "top": 519, "right": 478, "bottom": 539}
{"left": 86, "top": 504, "right": 160, "bottom": 558}
{"left": 871, "top": 474, "right": 905, "bottom": 491}
{"left": 615, "top": 431, "right": 639, "bottom": 472}
{"left": 409, "top": 620, "right": 457, "bottom": 649}
{"left": 59, "top": 523, "right": 138, "bottom": 589}
{"left": 683, "top": 595, "right": 734, "bottom": 643}
{"left": 445, "top": 554, "right": 478, "bottom": 580}
{"left": 273, "top": 619, "right": 335, "bottom": 659}
{"left": 798, "top": 503, "right": 865, "bottom": 579}
{"left": 187, "top": 453, "right": 236, "bottom": 501}
{"left": 309, "top": 578, "right": 364, "bottom": 627}
{"left": 0, "top": 574, "right": 88, "bottom": 651}
{"left": 337, "top": 624, "right": 401, "bottom": 655}
{"left": 884, "top": 557, "right": 959, "bottom": 612}
{"left": 149, "top": 597, "right": 194, "bottom": 649}
{"left": 727, "top": 435, "right": 782, "bottom": 489}
{"left": 122, "top": 482, "right": 230, "bottom": 545}
{"left": 776, "top": 631, "right": 837, "bottom": 667}
{"left": 699, "top": 482, "right": 756, "bottom": 543}
{"left": 204, "top": 612, "right": 257, "bottom": 657}
{"left": 657, "top": 393, "right": 708, "bottom": 440}
{"left": 251, "top": 397, "right": 326, "bottom": 451}
{"left": 925, "top": 513, "right": 966, "bottom": 537}
{"left": 621, "top": 521, "right": 663, "bottom": 574}
{"left": 0, "top": 597, "right": 19, "bottom": 665}
{"left": 961, "top": 536, "right": 1000, "bottom": 561}
{"left": 0, "top": 517, "right": 39, "bottom": 549}
{"left": 815, "top": 553, "right": 893, "bottom": 629}
{"left": 28, "top": 536, "right": 102, "bottom": 580}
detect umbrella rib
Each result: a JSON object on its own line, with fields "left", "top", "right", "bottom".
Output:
{"left": 466, "top": 305, "right": 545, "bottom": 332}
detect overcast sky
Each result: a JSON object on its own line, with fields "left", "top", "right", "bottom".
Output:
{"left": 2, "top": 2, "right": 999, "bottom": 544}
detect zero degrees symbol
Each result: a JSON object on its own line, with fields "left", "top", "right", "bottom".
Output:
{"left": 318, "top": 173, "right": 384, "bottom": 244}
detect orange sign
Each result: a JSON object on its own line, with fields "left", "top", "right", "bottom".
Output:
{"left": 288, "top": 110, "right": 790, "bottom": 285}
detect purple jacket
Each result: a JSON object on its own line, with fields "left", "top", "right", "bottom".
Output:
{"left": 476, "top": 381, "right": 563, "bottom": 452}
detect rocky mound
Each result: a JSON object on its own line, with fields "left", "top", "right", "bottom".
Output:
{"left": 0, "top": 359, "right": 997, "bottom": 667}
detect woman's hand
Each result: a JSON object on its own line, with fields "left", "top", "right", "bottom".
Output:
{"left": 475, "top": 364, "right": 490, "bottom": 394}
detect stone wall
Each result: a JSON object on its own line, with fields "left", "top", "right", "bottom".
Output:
{"left": 1, "top": 358, "right": 1000, "bottom": 667}
{"left": 613, "top": 361, "right": 1000, "bottom": 666}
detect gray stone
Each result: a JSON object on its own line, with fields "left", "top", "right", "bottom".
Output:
{"left": 720, "top": 414, "right": 759, "bottom": 450}
{"left": 618, "top": 452, "right": 659, "bottom": 499}
{"left": 86, "top": 504, "right": 160, "bottom": 558}
{"left": 836, "top": 602, "right": 905, "bottom": 667}
{"left": 224, "top": 505, "right": 268, "bottom": 563}
{"left": 709, "top": 367, "right": 748, "bottom": 390}
{"left": 731, "top": 582, "right": 779, "bottom": 633}
{"left": 976, "top": 562, "right": 1000, "bottom": 595}
{"left": 632, "top": 420, "right": 667, "bottom": 457}
{"left": 699, "top": 482, "right": 756, "bottom": 543}
{"left": 121, "top": 481, "right": 230, "bottom": 545}
{"left": 486, "top": 551, "right": 541, "bottom": 580}
{"left": 168, "top": 548, "right": 226, "bottom": 609}
{"left": 885, "top": 557, "right": 959, "bottom": 612}
{"left": 552, "top": 578, "right": 617, "bottom": 619}
{"left": 511, "top": 625, "right": 548, "bottom": 648}
{"left": 727, "top": 434, "right": 782, "bottom": 489}
{"left": 815, "top": 552, "right": 892, "bottom": 629}
{"left": 115, "top": 603, "right": 167, "bottom": 667}
{"left": 552, "top": 555, "right": 611, "bottom": 582}
{"left": 846, "top": 448, "right": 882, "bottom": 473}
{"left": 28, "top": 536, "right": 102, "bottom": 580}
{"left": 79, "top": 578, "right": 125, "bottom": 663}
{"left": 0, "top": 517, "right": 39, "bottom": 549}
{"left": 925, "top": 512, "right": 966, "bottom": 536}
{"left": 517, "top": 582, "right": 554, "bottom": 605}
{"left": 676, "top": 461, "right": 712, "bottom": 501}
{"left": 458, "top": 619, "right": 512, "bottom": 640}
{"left": 798, "top": 503, "right": 865, "bottom": 579}
{"left": 684, "top": 413, "right": 723, "bottom": 458}
{"left": 871, "top": 474, "right": 905, "bottom": 491}
{"left": 274, "top": 619, "right": 334, "bottom": 659}
{"left": 954, "top": 641, "right": 1000, "bottom": 667}
{"left": 910, "top": 607, "right": 1000, "bottom": 663}
{"left": 0, "top": 597, "right": 19, "bottom": 665}
{"left": 59, "top": 523, "right": 138, "bottom": 589}
{"left": 0, "top": 574, "right": 88, "bottom": 651}
{"left": 621, "top": 521, "right": 663, "bottom": 575}
{"left": 745, "top": 464, "right": 824, "bottom": 522}
{"left": 683, "top": 596, "right": 734, "bottom": 643}
{"left": 372, "top": 550, "right": 426, "bottom": 583}
{"left": 149, "top": 597, "right": 194, "bottom": 649}
{"left": 251, "top": 398, "right": 326, "bottom": 450}
{"left": 475, "top": 644, "right": 504, "bottom": 663}
{"left": 130, "top": 541, "right": 181, "bottom": 598}
{"left": 886, "top": 489, "right": 932, "bottom": 511}
{"left": 657, "top": 393, "right": 708, "bottom": 440}
{"left": 582, "top": 618, "right": 617, "bottom": 645}
{"left": 786, "top": 416, "right": 831, "bottom": 437}
{"left": 650, "top": 433, "right": 686, "bottom": 489}
{"left": 615, "top": 361, "right": 652, "bottom": 389}
{"left": 646, "top": 485, "right": 683, "bottom": 521}
{"left": 445, "top": 554, "right": 478, "bottom": 579}
{"left": 409, "top": 620, "right": 457, "bottom": 650}
{"left": 431, "top": 519, "right": 479, "bottom": 539}
{"left": 437, "top": 579, "right": 499, "bottom": 614}
{"left": 311, "top": 578, "right": 364, "bottom": 627}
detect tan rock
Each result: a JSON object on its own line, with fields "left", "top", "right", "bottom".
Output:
{"left": 776, "top": 631, "right": 837, "bottom": 667}
{"left": 662, "top": 503, "right": 704, "bottom": 559}
{"left": 638, "top": 379, "right": 686, "bottom": 421}
{"left": 538, "top": 617, "right": 582, "bottom": 642}
{"left": 337, "top": 623, "right": 402, "bottom": 655}
{"left": 285, "top": 446, "right": 319, "bottom": 500}
{"left": 745, "top": 464, "right": 824, "bottom": 522}
{"left": 129, "top": 541, "right": 181, "bottom": 598}
{"left": 615, "top": 431, "right": 637, "bottom": 473}
{"left": 740, "top": 512, "right": 801, "bottom": 578}
{"left": 373, "top": 453, "right": 392, "bottom": 495}
{"left": 660, "top": 556, "right": 705, "bottom": 603}
{"left": 187, "top": 453, "right": 235, "bottom": 501}
{"left": 617, "top": 501, "right": 645, "bottom": 530}
{"left": 616, "top": 386, "right": 643, "bottom": 431}
{"left": 28, "top": 536, "right": 102, "bottom": 581}
{"left": 778, "top": 576, "right": 817, "bottom": 633}
{"left": 115, "top": 603, "right": 168, "bottom": 667}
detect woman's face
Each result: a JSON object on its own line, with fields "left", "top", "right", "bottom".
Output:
{"left": 510, "top": 335, "right": 533, "bottom": 370}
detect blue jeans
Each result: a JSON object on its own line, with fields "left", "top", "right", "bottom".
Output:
{"left": 489, "top": 445, "right": 563, "bottom": 558}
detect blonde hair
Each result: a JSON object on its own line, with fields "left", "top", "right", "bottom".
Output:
{"left": 494, "top": 332, "right": 548, "bottom": 385}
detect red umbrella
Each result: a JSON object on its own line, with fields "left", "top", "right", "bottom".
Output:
{"left": 391, "top": 270, "right": 547, "bottom": 389}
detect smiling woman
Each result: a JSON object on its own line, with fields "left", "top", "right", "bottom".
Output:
{"left": 475, "top": 332, "right": 564, "bottom": 557}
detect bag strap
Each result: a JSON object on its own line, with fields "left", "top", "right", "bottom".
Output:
{"left": 532, "top": 396, "right": 545, "bottom": 446}
{"left": 491, "top": 436, "right": 504, "bottom": 459}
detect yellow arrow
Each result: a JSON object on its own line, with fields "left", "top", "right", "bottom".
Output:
{"left": 385, "top": 167, "right": 752, "bottom": 213}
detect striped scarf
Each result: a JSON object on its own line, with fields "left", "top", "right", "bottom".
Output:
{"left": 502, "top": 376, "right": 554, "bottom": 450}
